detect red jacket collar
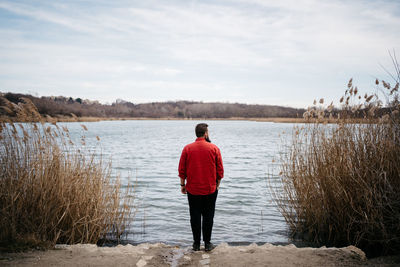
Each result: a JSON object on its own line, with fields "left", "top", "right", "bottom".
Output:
{"left": 196, "top": 137, "right": 206, "bottom": 142}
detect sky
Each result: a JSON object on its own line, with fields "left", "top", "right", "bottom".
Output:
{"left": 0, "top": 0, "right": 399, "bottom": 108}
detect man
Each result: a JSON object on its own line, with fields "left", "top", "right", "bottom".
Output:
{"left": 178, "top": 123, "right": 224, "bottom": 252}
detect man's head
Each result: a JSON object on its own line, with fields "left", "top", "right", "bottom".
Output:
{"left": 196, "top": 123, "right": 211, "bottom": 142}
{"left": 195, "top": 123, "right": 208, "bottom": 137}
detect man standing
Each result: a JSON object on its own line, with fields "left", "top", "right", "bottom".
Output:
{"left": 178, "top": 123, "right": 224, "bottom": 252}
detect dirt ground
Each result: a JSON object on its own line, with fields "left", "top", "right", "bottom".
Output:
{"left": 1, "top": 242, "right": 399, "bottom": 267}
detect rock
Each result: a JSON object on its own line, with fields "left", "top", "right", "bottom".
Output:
{"left": 199, "top": 258, "right": 210, "bottom": 265}
{"left": 345, "top": 246, "right": 366, "bottom": 261}
{"left": 136, "top": 258, "right": 147, "bottom": 267}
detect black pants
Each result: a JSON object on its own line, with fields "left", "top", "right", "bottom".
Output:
{"left": 187, "top": 189, "right": 218, "bottom": 244}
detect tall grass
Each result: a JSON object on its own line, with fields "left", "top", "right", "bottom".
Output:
{"left": 0, "top": 97, "right": 134, "bottom": 250}
{"left": 276, "top": 55, "right": 400, "bottom": 256}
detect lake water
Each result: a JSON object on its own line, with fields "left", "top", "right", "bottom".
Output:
{"left": 63, "top": 120, "right": 295, "bottom": 246}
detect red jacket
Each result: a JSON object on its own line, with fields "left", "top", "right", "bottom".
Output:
{"left": 178, "top": 137, "right": 224, "bottom": 195}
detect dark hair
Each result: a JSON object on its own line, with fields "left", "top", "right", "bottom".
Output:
{"left": 195, "top": 123, "right": 208, "bottom": 137}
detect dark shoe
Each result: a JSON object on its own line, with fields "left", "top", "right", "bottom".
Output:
{"left": 192, "top": 242, "right": 200, "bottom": 251}
{"left": 204, "top": 242, "right": 215, "bottom": 252}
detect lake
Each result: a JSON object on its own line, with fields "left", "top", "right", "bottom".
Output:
{"left": 63, "top": 120, "right": 296, "bottom": 246}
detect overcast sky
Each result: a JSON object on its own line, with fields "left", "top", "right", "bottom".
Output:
{"left": 0, "top": 0, "right": 399, "bottom": 107}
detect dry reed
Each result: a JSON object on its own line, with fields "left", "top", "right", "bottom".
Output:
{"left": 0, "top": 97, "right": 134, "bottom": 251}
{"left": 275, "top": 54, "right": 400, "bottom": 256}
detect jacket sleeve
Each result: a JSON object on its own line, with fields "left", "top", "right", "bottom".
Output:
{"left": 178, "top": 147, "right": 187, "bottom": 180}
{"left": 216, "top": 148, "right": 224, "bottom": 180}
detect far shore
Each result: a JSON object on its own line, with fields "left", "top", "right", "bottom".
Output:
{"left": 1, "top": 115, "right": 306, "bottom": 123}
{"left": 0, "top": 115, "right": 340, "bottom": 124}
{"left": 1, "top": 115, "right": 377, "bottom": 124}
{"left": 2, "top": 242, "right": 399, "bottom": 267}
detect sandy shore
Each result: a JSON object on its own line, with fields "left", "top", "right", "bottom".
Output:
{"left": 1, "top": 243, "right": 399, "bottom": 267}
{"left": 0, "top": 116, "right": 308, "bottom": 123}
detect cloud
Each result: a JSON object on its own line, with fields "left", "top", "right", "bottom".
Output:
{"left": 0, "top": 2, "right": 96, "bottom": 34}
{"left": 0, "top": 0, "right": 399, "bottom": 107}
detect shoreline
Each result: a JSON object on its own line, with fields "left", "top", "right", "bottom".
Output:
{"left": 1, "top": 115, "right": 306, "bottom": 123}
{"left": 1, "top": 115, "right": 376, "bottom": 124}
{"left": 1, "top": 242, "right": 398, "bottom": 267}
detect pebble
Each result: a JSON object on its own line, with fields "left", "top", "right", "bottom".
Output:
{"left": 202, "top": 254, "right": 210, "bottom": 259}
{"left": 199, "top": 258, "right": 210, "bottom": 265}
{"left": 136, "top": 259, "right": 147, "bottom": 267}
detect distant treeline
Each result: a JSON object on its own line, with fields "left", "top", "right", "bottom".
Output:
{"left": 0, "top": 92, "right": 305, "bottom": 119}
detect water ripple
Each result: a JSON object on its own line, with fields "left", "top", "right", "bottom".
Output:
{"left": 62, "top": 120, "right": 294, "bottom": 245}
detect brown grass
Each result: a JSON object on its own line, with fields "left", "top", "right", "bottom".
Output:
{"left": 0, "top": 97, "right": 135, "bottom": 251}
{"left": 253, "top": 117, "right": 371, "bottom": 123}
{"left": 275, "top": 55, "right": 400, "bottom": 256}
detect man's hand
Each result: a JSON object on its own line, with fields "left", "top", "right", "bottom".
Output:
{"left": 181, "top": 185, "right": 187, "bottom": 194}
{"left": 216, "top": 179, "right": 221, "bottom": 190}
